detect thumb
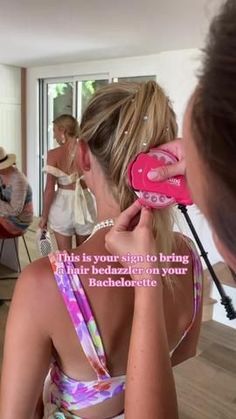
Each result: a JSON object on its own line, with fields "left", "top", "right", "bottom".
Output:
{"left": 113, "top": 200, "right": 142, "bottom": 232}
{"left": 137, "top": 207, "right": 153, "bottom": 229}
{"left": 147, "top": 160, "right": 185, "bottom": 181}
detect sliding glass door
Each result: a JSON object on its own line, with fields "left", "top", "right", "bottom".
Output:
{"left": 39, "top": 75, "right": 109, "bottom": 213}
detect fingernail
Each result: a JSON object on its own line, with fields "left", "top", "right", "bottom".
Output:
{"left": 147, "top": 171, "right": 158, "bottom": 180}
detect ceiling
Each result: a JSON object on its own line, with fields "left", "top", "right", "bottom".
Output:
{"left": 0, "top": 0, "right": 224, "bottom": 67}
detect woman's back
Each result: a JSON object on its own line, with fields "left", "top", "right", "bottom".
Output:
{"left": 42, "top": 228, "right": 135, "bottom": 418}
{"left": 40, "top": 229, "right": 201, "bottom": 418}
{"left": 0, "top": 224, "right": 202, "bottom": 419}
{"left": 48, "top": 113, "right": 80, "bottom": 177}
{"left": 48, "top": 143, "right": 78, "bottom": 177}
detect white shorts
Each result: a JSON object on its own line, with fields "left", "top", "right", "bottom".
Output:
{"left": 48, "top": 189, "right": 94, "bottom": 236}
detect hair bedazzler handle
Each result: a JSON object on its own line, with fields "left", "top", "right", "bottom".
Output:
{"left": 178, "top": 205, "right": 236, "bottom": 320}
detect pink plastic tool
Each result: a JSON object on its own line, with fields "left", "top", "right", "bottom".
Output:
{"left": 128, "top": 148, "right": 193, "bottom": 208}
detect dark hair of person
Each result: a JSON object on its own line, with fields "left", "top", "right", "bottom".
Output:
{"left": 191, "top": 0, "right": 236, "bottom": 255}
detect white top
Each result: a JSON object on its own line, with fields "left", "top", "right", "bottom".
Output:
{"left": 44, "top": 164, "right": 96, "bottom": 224}
{"left": 44, "top": 165, "right": 78, "bottom": 186}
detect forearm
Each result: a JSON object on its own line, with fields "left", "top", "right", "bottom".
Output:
{"left": 41, "top": 189, "right": 55, "bottom": 219}
{"left": 125, "top": 280, "right": 179, "bottom": 419}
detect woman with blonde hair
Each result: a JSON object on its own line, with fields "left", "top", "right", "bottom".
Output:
{"left": 0, "top": 82, "right": 202, "bottom": 419}
{"left": 39, "top": 114, "right": 95, "bottom": 250}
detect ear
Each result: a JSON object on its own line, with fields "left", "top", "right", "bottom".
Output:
{"left": 78, "top": 139, "right": 91, "bottom": 172}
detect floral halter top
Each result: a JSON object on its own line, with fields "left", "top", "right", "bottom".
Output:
{"left": 43, "top": 234, "right": 203, "bottom": 418}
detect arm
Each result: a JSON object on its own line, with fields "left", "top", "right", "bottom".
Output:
{"left": 171, "top": 234, "right": 203, "bottom": 366}
{"left": 0, "top": 173, "right": 27, "bottom": 217}
{"left": 105, "top": 202, "right": 179, "bottom": 419}
{"left": 39, "top": 152, "right": 57, "bottom": 228}
{"left": 0, "top": 263, "right": 52, "bottom": 419}
{"left": 171, "top": 281, "right": 203, "bottom": 367}
{"left": 125, "top": 284, "right": 179, "bottom": 419}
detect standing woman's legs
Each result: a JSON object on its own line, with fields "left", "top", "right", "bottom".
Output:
{"left": 75, "top": 223, "right": 95, "bottom": 246}
{"left": 48, "top": 188, "right": 75, "bottom": 250}
{"left": 75, "top": 234, "right": 89, "bottom": 246}
{"left": 53, "top": 231, "right": 72, "bottom": 250}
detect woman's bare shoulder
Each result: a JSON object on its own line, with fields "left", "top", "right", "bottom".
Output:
{"left": 19, "top": 255, "right": 51, "bottom": 277}
{"left": 173, "top": 232, "right": 194, "bottom": 256}
{"left": 10, "top": 255, "right": 62, "bottom": 334}
{"left": 13, "top": 256, "right": 57, "bottom": 303}
{"left": 47, "top": 147, "right": 59, "bottom": 156}
{"left": 47, "top": 147, "right": 61, "bottom": 165}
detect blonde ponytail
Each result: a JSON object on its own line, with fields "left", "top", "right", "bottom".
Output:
{"left": 80, "top": 81, "right": 178, "bottom": 255}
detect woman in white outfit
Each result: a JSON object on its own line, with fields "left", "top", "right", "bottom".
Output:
{"left": 39, "top": 114, "right": 96, "bottom": 250}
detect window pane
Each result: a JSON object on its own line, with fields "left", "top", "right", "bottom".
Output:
{"left": 77, "top": 79, "right": 109, "bottom": 119}
{"left": 47, "top": 82, "right": 73, "bottom": 150}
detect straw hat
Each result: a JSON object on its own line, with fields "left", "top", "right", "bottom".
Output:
{"left": 0, "top": 147, "right": 16, "bottom": 169}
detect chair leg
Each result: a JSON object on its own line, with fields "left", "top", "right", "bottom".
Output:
{"left": 22, "top": 235, "right": 32, "bottom": 263}
{"left": 13, "top": 237, "right": 21, "bottom": 272}
{"left": 0, "top": 239, "right": 5, "bottom": 260}
{"left": 0, "top": 239, "right": 13, "bottom": 284}
{"left": 0, "top": 239, "right": 15, "bottom": 303}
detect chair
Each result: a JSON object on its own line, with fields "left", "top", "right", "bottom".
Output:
{"left": 0, "top": 233, "right": 32, "bottom": 304}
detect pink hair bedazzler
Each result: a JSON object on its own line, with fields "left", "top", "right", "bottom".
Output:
{"left": 128, "top": 148, "right": 193, "bottom": 208}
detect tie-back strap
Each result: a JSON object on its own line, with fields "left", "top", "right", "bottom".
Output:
{"left": 74, "top": 179, "right": 97, "bottom": 224}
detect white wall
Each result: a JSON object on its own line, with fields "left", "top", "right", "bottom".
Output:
{"left": 0, "top": 65, "right": 22, "bottom": 168}
{"left": 154, "top": 50, "right": 222, "bottom": 265}
{"left": 211, "top": 284, "right": 236, "bottom": 329}
{"left": 157, "top": 49, "right": 202, "bottom": 132}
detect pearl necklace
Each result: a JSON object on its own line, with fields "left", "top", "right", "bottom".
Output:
{"left": 92, "top": 218, "right": 115, "bottom": 235}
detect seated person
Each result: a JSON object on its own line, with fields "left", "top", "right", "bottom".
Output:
{"left": 0, "top": 147, "right": 33, "bottom": 237}
{"left": 0, "top": 82, "right": 203, "bottom": 419}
